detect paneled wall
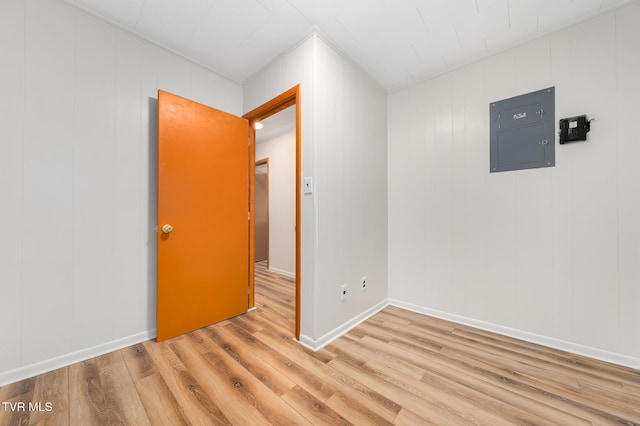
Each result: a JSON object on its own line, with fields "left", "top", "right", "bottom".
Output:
{"left": 388, "top": 3, "right": 640, "bottom": 367}
{"left": 0, "top": 0, "right": 242, "bottom": 384}
{"left": 313, "top": 39, "right": 388, "bottom": 340}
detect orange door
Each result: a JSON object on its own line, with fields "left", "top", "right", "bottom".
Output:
{"left": 157, "top": 90, "right": 249, "bottom": 342}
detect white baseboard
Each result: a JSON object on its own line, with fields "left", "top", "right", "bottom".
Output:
{"left": 5, "top": 302, "right": 637, "bottom": 387}
{"left": 298, "top": 299, "right": 389, "bottom": 351}
{"left": 388, "top": 299, "right": 640, "bottom": 370}
{"left": 0, "top": 330, "right": 156, "bottom": 387}
{"left": 266, "top": 267, "right": 295, "bottom": 278}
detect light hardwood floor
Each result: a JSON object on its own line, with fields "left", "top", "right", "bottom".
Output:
{"left": 1, "top": 262, "right": 639, "bottom": 425}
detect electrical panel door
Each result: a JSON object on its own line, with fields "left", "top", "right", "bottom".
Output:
{"left": 490, "top": 87, "right": 555, "bottom": 173}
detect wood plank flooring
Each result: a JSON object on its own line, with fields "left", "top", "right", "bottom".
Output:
{"left": 2, "top": 261, "right": 639, "bottom": 425}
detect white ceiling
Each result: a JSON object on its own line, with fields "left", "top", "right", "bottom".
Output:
{"left": 61, "top": 0, "right": 635, "bottom": 91}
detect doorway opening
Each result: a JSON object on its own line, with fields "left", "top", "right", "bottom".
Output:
{"left": 254, "top": 158, "right": 270, "bottom": 266}
{"left": 244, "top": 86, "right": 301, "bottom": 340}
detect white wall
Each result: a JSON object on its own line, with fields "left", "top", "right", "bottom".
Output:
{"left": 0, "top": 0, "right": 242, "bottom": 385}
{"left": 244, "top": 34, "right": 388, "bottom": 346}
{"left": 313, "top": 38, "right": 388, "bottom": 342}
{"left": 388, "top": 3, "right": 640, "bottom": 368}
{"left": 256, "top": 131, "right": 296, "bottom": 277}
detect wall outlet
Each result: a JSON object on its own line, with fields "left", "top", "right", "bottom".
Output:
{"left": 341, "top": 284, "right": 348, "bottom": 302}
{"left": 361, "top": 276, "right": 367, "bottom": 292}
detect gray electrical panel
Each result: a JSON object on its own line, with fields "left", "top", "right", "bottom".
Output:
{"left": 490, "top": 87, "right": 555, "bottom": 173}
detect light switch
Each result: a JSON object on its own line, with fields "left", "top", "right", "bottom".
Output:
{"left": 303, "top": 176, "right": 313, "bottom": 194}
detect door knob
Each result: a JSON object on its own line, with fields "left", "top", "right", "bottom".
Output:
{"left": 161, "top": 224, "right": 174, "bottom": 234}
